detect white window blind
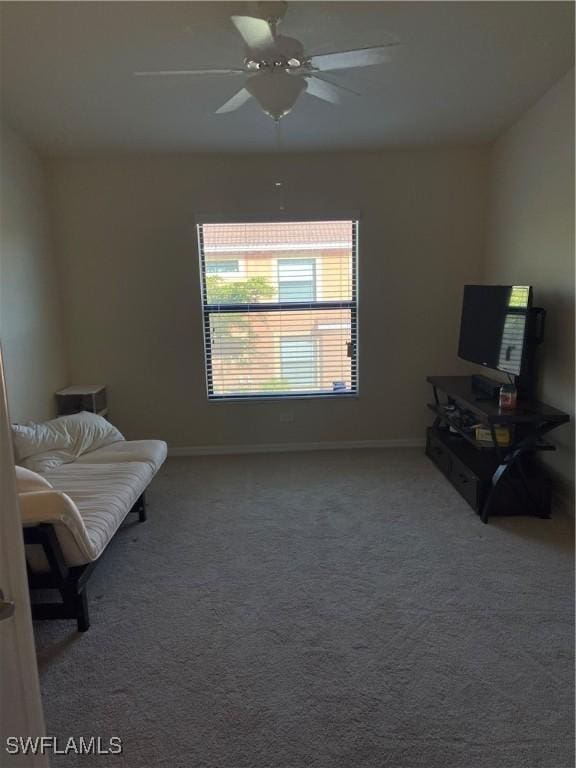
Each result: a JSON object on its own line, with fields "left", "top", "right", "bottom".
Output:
{"left": 198, "top": 219, "right": 358, "bottom": 399}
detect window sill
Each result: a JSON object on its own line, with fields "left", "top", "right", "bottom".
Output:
{"left": 207, "top": 392, "right": 359, "bottom": 404}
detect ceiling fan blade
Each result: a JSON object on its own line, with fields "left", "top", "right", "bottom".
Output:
{"left": 231, "top": 15, "right": 275, "bottom": 53}
{"left": 311, "top": 74, "right": 362, "bottom": 96}
{"left": 215, "top": 88, "right": 252, "bottom": 114}
{"left": 134, "top": 68, "right": 246, "bottom": 77}
{"left": 305, "top": 76, "right": 341, "bottom": 105}
{"left": 308, "top": 43, "right": 400, "bottom": 72}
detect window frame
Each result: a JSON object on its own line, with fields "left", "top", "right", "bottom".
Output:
{"left": 197, "top": 217, "right": 359, "bottom": 402}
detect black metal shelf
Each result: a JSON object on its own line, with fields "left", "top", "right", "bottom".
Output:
{"left": 427, "top": 403, "right": 555, "bottom": 453}
{"left": 427, "top": 403, "right": 494, "bottom": 450}
{"left": 427, "top": 376, "right": 569, "bottom": 425}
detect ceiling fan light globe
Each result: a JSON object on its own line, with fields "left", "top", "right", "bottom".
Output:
{"left": 246, "top": 72, "right": 305, "bottom": 120}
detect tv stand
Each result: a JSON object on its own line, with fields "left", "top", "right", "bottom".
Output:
{"left": 425, "top": 376, "right": 570, "bottom": 523}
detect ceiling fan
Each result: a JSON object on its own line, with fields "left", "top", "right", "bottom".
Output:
{"left": 135, "top": 1, "right": 400, "bottom": 121}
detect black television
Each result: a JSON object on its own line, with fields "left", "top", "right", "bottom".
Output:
{"left": 458, "top": 285, "right": 533, "bottom": 378}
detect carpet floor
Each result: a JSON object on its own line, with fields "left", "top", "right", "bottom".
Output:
{"left": 35, "top": 449, "right": 574, "bottom": 768}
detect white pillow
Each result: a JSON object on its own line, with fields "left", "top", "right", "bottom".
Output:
{"left": 15, "top": 466, "right": 53, "bottom": 492}
{"left": 12, "top": 412, "right": 124, "bottom": 473}
{"left": 12, "top": 422, "right": 71, "bottom": 460}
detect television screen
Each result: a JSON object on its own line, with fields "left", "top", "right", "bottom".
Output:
{"left": 458, "top": 285, "right": 532, "bottom": 376}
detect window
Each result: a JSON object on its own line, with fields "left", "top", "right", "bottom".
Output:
{"left": 277, "top": 258, "right": 316, "bottom": 302}
{"left": 198, "top": 219, "right": 358, "bottom": 399}
{"left": 280, "top": 336, "right": 318, "bottom": 390}
{"left": 205, "top": 259, "right": 240, "bottom": 274}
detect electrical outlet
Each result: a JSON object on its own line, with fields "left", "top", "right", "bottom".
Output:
{"left": 279, "top": 413, "right": 294, "bottom": 423}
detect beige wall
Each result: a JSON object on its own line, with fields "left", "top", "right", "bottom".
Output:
{"left": 483, "top": 69, "right": 575, "bottom": 494}
{"left": 50, "top": 148, "right": 488, "bottom": 448}
{"left": 0, "top": 119, "right": 68, "bottom": 423}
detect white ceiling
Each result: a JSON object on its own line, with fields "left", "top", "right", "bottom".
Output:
{"left": 0, "top": 1, "right": 573, "bottom": 155}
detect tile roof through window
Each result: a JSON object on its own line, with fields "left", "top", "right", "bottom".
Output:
{"left": 202, "top": 221, "right": 353, "bottom": 250}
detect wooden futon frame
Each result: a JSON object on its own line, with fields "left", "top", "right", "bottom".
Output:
{"left": 24, "top": 493, "right": 147, "bottom": 632}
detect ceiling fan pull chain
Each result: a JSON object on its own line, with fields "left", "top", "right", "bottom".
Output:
{"left": 274, "top": 120, "right": 286, "bottom": 211}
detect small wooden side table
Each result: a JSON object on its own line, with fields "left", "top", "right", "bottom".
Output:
{"left": 55, "top": 385, "right": 107, "bottom": 417}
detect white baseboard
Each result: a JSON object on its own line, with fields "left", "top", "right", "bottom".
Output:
{"left": 169, "top": 438, "right": 425, "bottom": 457}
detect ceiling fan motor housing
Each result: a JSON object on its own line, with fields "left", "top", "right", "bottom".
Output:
{"left": 245, "top": 35, "right": 305, "bottom": 71}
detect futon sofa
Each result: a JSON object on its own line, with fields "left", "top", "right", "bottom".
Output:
{"left": 13, "top": 412, "right": 167, "bottom": 631}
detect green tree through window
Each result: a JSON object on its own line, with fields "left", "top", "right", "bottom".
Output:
{"left": 206, "top": 276, "right": 274, "bottom": 304}
{"left": 206, "top": 276, "right": 275, "bottom": 371}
